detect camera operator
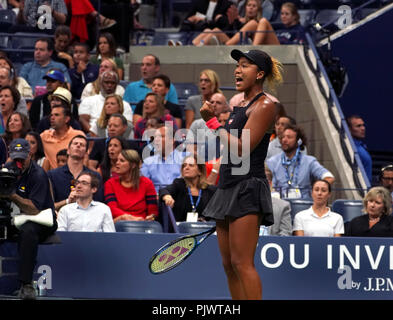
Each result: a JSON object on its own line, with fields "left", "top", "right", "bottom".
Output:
{"left": 0, "top": 138, "right": 57, "bottom": 300}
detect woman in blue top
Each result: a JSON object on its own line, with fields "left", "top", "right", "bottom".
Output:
{"left": 254, "top": 2, "right": 306, "bottom": 45}
{"left": 276, "top": 2, "right": 306, "bottom": 44}
{"left": 201, "top": 49, "right": 284, "bottom": 300}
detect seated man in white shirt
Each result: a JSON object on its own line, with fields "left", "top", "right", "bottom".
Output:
{"left": 78, "top": 70, "right": 133, "bottom": 133}
{"left": 57, "top": 171, "right": 115, "bottom": 232}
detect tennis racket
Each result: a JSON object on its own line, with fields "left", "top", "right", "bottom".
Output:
{"left": 149, "top": 226, "right": 216, "bottom": 274}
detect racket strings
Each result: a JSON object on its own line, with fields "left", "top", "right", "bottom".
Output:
{"left": 150, "top": 237, "right": 196, "bottom": 273}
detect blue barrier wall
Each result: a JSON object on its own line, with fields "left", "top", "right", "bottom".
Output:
{"left": 332, "top": 6, "right": 393, "bottom": 152}
{"left": 2, "top": 232, "right": 393, "bottom": 300}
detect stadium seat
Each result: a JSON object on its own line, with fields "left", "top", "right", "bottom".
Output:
{"left": 298, "top": 9, "right": 317, "bottom": 28}
{"left": 11, "top": 32, "right": 39, "bottom": 49}
{"left": 151, "top": 31, "right": 190, "bottom": 46}
{"left": 11, "top": 32, "right": 53, "bottom": 49}
{"left": 119, "top": 80, "right": 130, "bottom": 89}
{"left": 156, "top": 0, "right": 192, "bottom": 27}
{"left": 177, "top": 221, "right": 216, "bottom": 234}
{"left": 314, "top": 9, "right": 342, "bottom": 31}
{"left": 115, "top": 220, "right": 163, "bottom": 233}
{"left": 356, "top": 8, "right": 377, "bottom": 20}
{"left": 283, "top": 198, "right": 313, "bottom": 221}
{"left": 0, "top": 10, "right": 16, "bottom": 32}
{"left": 12, "top": 62, "right": 23, "bottom": 74}
{"left": 299, "top": 0, "right": 341, "bottom": 9}
{"left": 4, "top": 49, "right": 34, "bottom": 64}
{"left": 174, "top": 82, "right": 199, "bottom": 106}
{"left": 332, "top": 199, "right": 363, "bottom": 223}
{"left": 262, "top": 0, "right": 275, "bottom": 21}
{"left": 0, "top": 33, "right": 10, "bottom": 49}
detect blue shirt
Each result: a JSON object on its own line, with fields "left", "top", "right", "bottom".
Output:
{"left": 69, "top": 63, "right": 99, "bottom": 100}
{"left": 275, "top": 23, "right": 306, "bottom": 44}
{"left": 123, "top": 79, "right": 179, "bottom": 109}
{"left": 267, "top": 152, "right": 332, "bottom": 199}
{"left": 0, "top": 113, "right": 4, "bottom": 134}
{"left": 140, "top": 149, "right": 187, "bottom": 192}
{"left": 353, "top": 139, "right": 372, "bottom": 183}
{"left": 19, "top": 60, "right": 71, "bottom": 94}
{"left": 47, "top": 164, "right": 104, "bottom": 203}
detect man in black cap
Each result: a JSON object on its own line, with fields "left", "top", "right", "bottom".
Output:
{"left": 1, "top": 138, "right": 57, "bottom": 300}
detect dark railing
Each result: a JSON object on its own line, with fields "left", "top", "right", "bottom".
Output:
{"left": 303, "top": 32, "right": 370, "bottom": 196}
{"left": 161, "top": 205, "right": 179, "bottom": 233}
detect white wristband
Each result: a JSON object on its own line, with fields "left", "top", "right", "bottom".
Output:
{"left": 66, "top": 198, "right": 69, "bottom": 205}
{"left": 211, "top": 169, "right": 218, "bottom": 174}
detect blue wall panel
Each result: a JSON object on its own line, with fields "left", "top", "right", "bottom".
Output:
{"left": 333, "top": 7, "right": 393, "bottom": 151}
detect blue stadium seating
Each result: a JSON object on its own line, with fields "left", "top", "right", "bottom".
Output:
{"left": 119, "top": 80, "right": 130, "bottom": 89}
{"left": 262, "top": 0, "right": 275, "bottom": 21}
{"left": 115, "top": 220, "right": 163, "bottom": 233}
{"left": 11, "top": 32, "right": 43, "bottom": 49}
{"left": 177, "top": 221, "right": 216, "bottom": 234}
{"left": 156, "top": 0, "right": 192, "bottom": 27}
{"left": 12, "top": 62, "right": 22, "bottom": 73}
{"left": 283, "top": 198, "right": 313, "bottom": 221}
{"left": 0, "top": 33, "right": 10, "bottom": 49}
{"left": 298, "top": 9, "right": 317, "bottom": 28}
{"left": 314, "top": 9, "right": 342, "bottom": 30}
{"left": 174, "top": 82, "right": 199, "bottom": 106}
{"left": 0, "top": 9, "right": 16, "bottom": 32}
{"left": 332, "top": 199, "right": 363, "bottom": 223}
{"left": 5, "top": 49, "right": 34, "bottom": 64}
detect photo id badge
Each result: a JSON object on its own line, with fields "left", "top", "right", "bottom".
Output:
{"left": 287, "top": 188, "right": 301, "bottom": 199}
{"left": 186, "top": 212, "right": 199, "bottom": 222}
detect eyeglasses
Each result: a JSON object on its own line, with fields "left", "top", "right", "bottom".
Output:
{"left": 381, "top": 177, "right": 393, "bottom": 182}
{"left": 71, "top": 179, "right": 91, "bottom": 186}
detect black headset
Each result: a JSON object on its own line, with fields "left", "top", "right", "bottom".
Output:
{"left": 380, "top": 164, "right": 393, "bottom": 181}
{"left": 9, "top": 66, "right": 15, "bottom": 78}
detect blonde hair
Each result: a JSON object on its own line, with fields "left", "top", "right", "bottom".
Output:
{"left": 142, "top": 92, "right": 165, "bottom": 119}
{"left": 97, "top": 94, "right": 124, "bottom": 128}
{"left": 264, "top": 57, "right": 284, "bottom": 93}
{"left": 200, "top": 69, "right": 222, "bottom": 95}
{"left": 121, "top": 149, "right": 141, "bottom": 189}
{"left": 363, "top": 187, "right": 392, "bottom": 216}
{"left": 245, "top": 0, "right": 263, "bottom": 23}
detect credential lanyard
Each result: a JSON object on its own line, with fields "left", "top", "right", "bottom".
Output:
{"left": 187, "top": 188, "right": 202, "bottom": 212}
{"left": 282, "top": 148, "right": 301, "bottom": 186}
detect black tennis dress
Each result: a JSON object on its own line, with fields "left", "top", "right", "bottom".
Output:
{"left": 202, "top": 92, "right": 274, "bottom": 226}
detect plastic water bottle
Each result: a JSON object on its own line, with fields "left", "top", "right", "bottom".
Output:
{"left": 38, "top": 280, "right": 46, "bottom": 296}
{"left": 259, "top": 226, "right": 270, "bottom": 236}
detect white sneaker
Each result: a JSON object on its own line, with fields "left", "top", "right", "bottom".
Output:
{"left": 168, "top": 40, "right": 176, "bottom": 46}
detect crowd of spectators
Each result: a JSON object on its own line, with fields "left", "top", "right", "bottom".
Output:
{"left": 0, "top": 0, "right": 391, "bottom": 300}
{"left": 0, "top": 0, "right": 389, "bottom": 237}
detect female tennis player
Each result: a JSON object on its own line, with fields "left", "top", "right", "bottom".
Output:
{"left": 200, "top": 49, "right": 284, "bottom": 299}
